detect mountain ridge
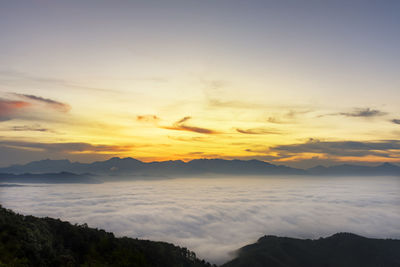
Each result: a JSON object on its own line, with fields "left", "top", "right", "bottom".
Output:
{"left": 0, "top": 158, "right": 399, "bottom": 178}
{"left": 222, "top": 232, "right": 400, "bottom": 267}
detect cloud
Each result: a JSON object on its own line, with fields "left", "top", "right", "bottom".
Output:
{"left": 0, "top": 69, "right": 120, "bottom": 94}
{"left": 15, "top": 93, "right": 71, "bottom": 112}
{"left": 10, "top": 125, "right": 51, "bottom": 132}
{"left": 0, "top": 141, "right": 133, "bottom": 153}
{"left": 266, "top": 109, "right": 311, "bottom": 124}
{"left": 285, "top": 109, "right": 312, "bottom": 118}
{"left": 207, "top": 98, "right": 264, "bottom": 109}
{"left": 176, "top": 116, "right": 191, "bottom": 124}
{"left": 338, "top": 108, "right": 387, "bottom": 118}
{"left": 162, "top": 117, "right": 219, "bottom": 134}
{"left": 136, "top": 115, "right": 160, "bottom": 123}
{"left": 168, "top": 136, "right": 210, "bottom": 142}
{"left": 1, "top": 177, "right": 398, "bottom": 264}
{"left": 0, "top": 93, "right": 71, "bottom": 121}
{"left": 391, "top": 119, "right": 400, "bottom": 125}
{"left": 202, "top": 79, "right": 271, "bottom": 110}
{"left": 236, "top": 128, "right": 282, "bottom": 135}
{"left": 0, "top": 98, "right": 31, "bottom": 121}
{"left": 267, "top": 117, "right": 286, "bottom": 124}
{"left": 270, "top": 139, "right": 400, "bottom": 158}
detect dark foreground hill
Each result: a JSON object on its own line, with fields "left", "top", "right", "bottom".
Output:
{"left": 0, "top": 206, "right": 212, "bottom": 267}
{"left": 222, "top": 233, "right": 400, "bottom": 267}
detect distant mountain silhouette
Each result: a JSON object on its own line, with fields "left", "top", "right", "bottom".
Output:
{"left": 0, "top": 158, "right": 305, "bottom": 176}
{"left": 0, "top": 158, "right": 399, "bottom": 180}
{"left": 307, "top": 162, "right": 400, "bottom": 176}
{"left": 222, "top": 233, "right": 400, "bottom": 267}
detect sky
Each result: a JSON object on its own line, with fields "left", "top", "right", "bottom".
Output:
{"left": 0, "top": 0, "right": 399, "bottom": 167}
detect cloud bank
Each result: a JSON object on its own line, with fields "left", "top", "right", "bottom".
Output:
{"left": 269, "top": 139, "right": 400, "bottom": 159}
{"left": 1, "top": 176, "right": 399, "bottom": 264}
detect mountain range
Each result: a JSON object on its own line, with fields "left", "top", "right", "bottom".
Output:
{"left": 2, "top": 157, "right": 400, "bottom": 176}
{"left": 0, "top": 157, "right": 399, "bottom": 183}
{"left": 0, "top": 157, "right": 301, "bottom": 175}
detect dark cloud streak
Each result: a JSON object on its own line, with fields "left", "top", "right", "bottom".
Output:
{"left": 236, "top": 128, "right": 282, "bottom": 135}
{"left": 11, "top": 125, "right": 51, "bottom": 132}
{"left": 162, "top": 117, "right": 218, "bottom": 134}
{"left": 15, "top": 93, "right": 71, "bottom": 112}
{"left": 270, "top": 139, "right": 400, "bottom": 158}
{"left": 338, "top": 108, "right": 386, "bottom": 118}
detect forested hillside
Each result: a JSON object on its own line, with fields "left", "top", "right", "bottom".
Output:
{"left": 222, "top": 233, "right": 400, "bottom": 267}
{"left": 0, "top": 206, "right": 212, "bottom": 267}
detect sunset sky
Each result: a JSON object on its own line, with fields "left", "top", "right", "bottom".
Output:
{"left": 0, "top": 1, "right": 399, "bottom": 167}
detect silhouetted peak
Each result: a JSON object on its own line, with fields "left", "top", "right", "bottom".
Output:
{"left": 327, "top": 232, "right": 365, "bottom": 241}
{"left": 108, "top": 157, "right": 141, "bottom": 162}
{"left": 308, "top": 165, "right": 327, "bottom": 170}
{"left": 33, "top": 159, "right": 71, "bottom": 164}
{"left": 107, "top": 157, "right": 121, "bottom": 161}
{"left": 379, "top": 162, "right": 397, "bottom": 168}
{"left": 257, "top": 235, "right": 280, "bottom": 242}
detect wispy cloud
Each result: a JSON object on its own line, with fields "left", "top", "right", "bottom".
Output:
{"left": 337, "top": 108, "right": 387, "bottom": 118}
{"left": 236, "top": 128, "right": 282, "bottom": 135}
{"left": 0, "top": 98, "right": 31, "bottom": 121}
{"left": 266, "top": 109, "right": 312, "bottom": 124}
{"left": 167, "top": 136, "right": 210, "bottom": 142}
{"left": 391, "top": 119, "right": 400, "bottom": 125}
{"left": 0, "top": 69, "right": 120, "bottom": 94}
{"left": 202, "top": 79, "right": 266, "bottom": 110}
{"left": 207, "top": 98, "right": 265, "bottom": 109}
{"left": 10, "top": 124, "right": 51, "bottom": 132}
{"left": 0, "top": 141, "right": 134, "bottom": 154}
{"left": 162, "top": 116, "right": 219, "bottom": 134}
{"left": 270, "top": 138, "right": 400, "bottom": 158}
{"left": 267, "top": 117, "right": 286, "bottom": 124}
{"left": 136, "top": 115, "right": 160, "bottom": 123}
{"left": 14, "top": 93, "right": 70, "bottom": 112}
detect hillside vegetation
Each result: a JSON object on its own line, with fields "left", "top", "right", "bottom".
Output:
{"left": 222, "top": 233, "right": 400, "bottom": 267}
{"left": 0, "top": 206, "right": 212, "bottom": 267}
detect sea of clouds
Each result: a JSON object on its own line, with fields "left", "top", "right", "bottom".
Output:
{"left": 1, "top": 176, "right": 399, "bottom": 264}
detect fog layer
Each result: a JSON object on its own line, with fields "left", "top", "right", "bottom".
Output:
{"left": 1, "top": 176, "right": 399, "bottom": 264}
